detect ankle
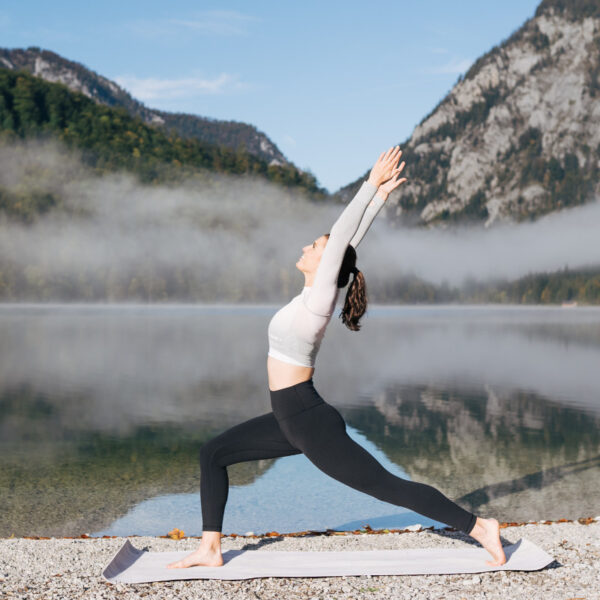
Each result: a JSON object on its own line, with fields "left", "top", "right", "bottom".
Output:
{"left": 200, "top": 542, "right": 222, "bottom": 553}
{"left": 201, "top": 531, "right": 223, "bottom": 551}
{"left": 470, "top": 517, "right": 485, "bottom": 536}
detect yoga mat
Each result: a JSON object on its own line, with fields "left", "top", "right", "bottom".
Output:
{"left": 102, "top": 538, "right": 553, "bottom": 583}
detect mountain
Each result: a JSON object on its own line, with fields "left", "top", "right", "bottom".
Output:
{"left": 0, "top": 46, "right": 288, "bottom": 167}
{"left": 338, "top": 0, "right": 600, "bottom": 228}
{"left": 0, "top": 68, "right": 323, "bottom": 196}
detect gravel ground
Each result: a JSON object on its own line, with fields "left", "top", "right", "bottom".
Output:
{"left": 1, "top": 518, "right": 599, "bottom": 600}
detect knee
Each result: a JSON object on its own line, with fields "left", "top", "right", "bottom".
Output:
{"left": 199, "top": 437, "right": 221, "bottom": 468}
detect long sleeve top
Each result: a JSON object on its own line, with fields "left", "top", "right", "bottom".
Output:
{"left": 267, "top": 180, "right": 384, "bottom": 367}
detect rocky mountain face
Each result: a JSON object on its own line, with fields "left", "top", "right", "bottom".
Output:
{"left": 0, "top": 47, "right": 288, "bottom": 166}
{"left": 339, "top": 0, "right": 600, "bottom": 228}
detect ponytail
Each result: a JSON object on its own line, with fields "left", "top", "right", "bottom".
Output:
{"left": 340, "top": 267, "right": 367, "bottom": 331}
{"left": 323, "top": 234, "right": 368, "bottom": 331}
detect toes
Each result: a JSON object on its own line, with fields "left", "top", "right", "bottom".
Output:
{"left": 167, "top": 560, "right": 186, "bottom": 569}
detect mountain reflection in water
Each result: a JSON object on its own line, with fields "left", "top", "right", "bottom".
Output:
{"left": 1, "top": 303, "right": 599, "bottom": 536}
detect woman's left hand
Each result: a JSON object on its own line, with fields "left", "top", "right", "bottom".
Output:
{"left": 368, "top": 146, "right": 403, "bottom": 187}
{"left": 376, "top": 161, "right": 407, "bottom": 201}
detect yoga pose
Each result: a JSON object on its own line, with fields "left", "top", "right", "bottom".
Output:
{"left": 168, "top": 146, "right": 506, "bottom": 569}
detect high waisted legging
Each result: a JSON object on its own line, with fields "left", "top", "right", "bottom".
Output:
{"left": 200, "top": 378, "right": 476, "bottom": 534}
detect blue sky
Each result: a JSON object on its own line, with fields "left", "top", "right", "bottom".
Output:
{"left": 1, "top": 1, "right": 540, "bottom": 191}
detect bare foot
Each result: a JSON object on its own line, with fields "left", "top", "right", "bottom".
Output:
{"left": 166, "top": 546, "right": 224, "bottom": 569}
{"left": 469, "top": 517, "right": 506, "bottom": 567}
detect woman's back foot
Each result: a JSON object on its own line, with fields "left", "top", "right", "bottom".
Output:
{"left": 166, "top": 546, "right": 224, "bottom": 569}
{"left": 468, "top": 517, "right": 507, "bottom": 567}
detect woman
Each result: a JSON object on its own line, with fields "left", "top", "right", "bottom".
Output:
{"left": 168, "top": 146, "right": 506, "bottom": 569}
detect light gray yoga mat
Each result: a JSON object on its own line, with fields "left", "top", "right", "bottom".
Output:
{"left": 102, "top": 538, "right": 554, "bottom": 583}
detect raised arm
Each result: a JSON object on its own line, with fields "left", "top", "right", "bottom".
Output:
{"left": 304, "top": 146, "right": 406, "bottom": 316}
{"left": 349, "top": 192, "right": 386, "bottom": 249}
{"left": 350, "top": 155, "right": 408, "bottom": 249}
{"left": 304, "top": 180, "right": 378, "bottom": 316}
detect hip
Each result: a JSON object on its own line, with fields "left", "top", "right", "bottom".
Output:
{"left": 270, "top": 379, "right": 346, "bottom": 441}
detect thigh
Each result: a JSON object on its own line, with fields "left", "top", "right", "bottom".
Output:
{"left": 278, "top": 402, "right": 390, "bottom": 490}
{"left": 203, "top": 411, "right": 302, "bottom": 468}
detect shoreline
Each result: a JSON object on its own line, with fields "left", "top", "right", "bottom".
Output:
{"left": 6, "top": 515, "right": 599, "bottom": 541}
{"left": 2, "top": 517, "right": 599, "bottom": 600}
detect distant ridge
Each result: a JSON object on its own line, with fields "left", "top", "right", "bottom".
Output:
{"left": 0, "top": 68, "right": 324, "bottom": 202}
{"left": 0, "top": 46, "right": 288, "bottom": 167}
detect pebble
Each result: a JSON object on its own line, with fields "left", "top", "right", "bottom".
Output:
{"left": 1, "top": 520, "right": 598, "bottom": 599}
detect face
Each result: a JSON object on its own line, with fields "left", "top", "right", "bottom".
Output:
{"left": 296, "top": 235, "right": 328, "bottom": 274}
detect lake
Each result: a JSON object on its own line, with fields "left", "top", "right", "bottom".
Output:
{"left": 1, "top": 303, "right": 599, "bottom": 537}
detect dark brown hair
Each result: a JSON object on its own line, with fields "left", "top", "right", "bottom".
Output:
{"left": 323, "top": 234, "right": 367, "bottom": 331}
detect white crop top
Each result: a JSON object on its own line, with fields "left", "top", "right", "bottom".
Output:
{"left": 267, "top": 180, "right": 385, "bottom": 368}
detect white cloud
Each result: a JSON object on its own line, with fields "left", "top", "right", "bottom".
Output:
{"left": 169, "top": 10, "right": 260, "bottom": 36}
{"left": 114, "top": 73, "right": 241, "bottom": 101}
{"left": 128, "top": 10, "right": 259, "bottom": 38}
{"left": 282, "top": 135, "right": 297, "bottom": 148}
{"left": 428, "top": 57, "right": 473, "bottom": 75}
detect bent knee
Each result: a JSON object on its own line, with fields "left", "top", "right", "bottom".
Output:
{"left": 199, "top": 437, "right": 224, "bottom": 467}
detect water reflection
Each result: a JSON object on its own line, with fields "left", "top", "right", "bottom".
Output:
{"left": 344, "top": 383, "right": 600, "bottom": 523}
{"left": 0, "top": 304, "right": 599, "bottom": 536}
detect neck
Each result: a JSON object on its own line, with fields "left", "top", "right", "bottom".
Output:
{"left": 303, "top": 272, "right": 315, "bottom": 287}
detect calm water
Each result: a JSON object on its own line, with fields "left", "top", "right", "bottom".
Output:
{"left": 1, "top": 303, "right": 599, "bottom": 537}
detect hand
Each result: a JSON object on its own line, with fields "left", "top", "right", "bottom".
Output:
{"left": 368, "top": 146, "right": 403, "bottom": 187}
{"left": 375, "top": 161, "right": 407, "bottom": 201}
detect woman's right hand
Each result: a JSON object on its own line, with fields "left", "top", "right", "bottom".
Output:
{"left": 368, "top": 146, "right": 403, "bottom": 187}
{"left": 376, "top": 160, "right": 407, "bottom": 201}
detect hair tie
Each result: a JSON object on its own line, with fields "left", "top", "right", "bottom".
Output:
{"left": 352, "top": 266, "right": 359, "bottom": 275}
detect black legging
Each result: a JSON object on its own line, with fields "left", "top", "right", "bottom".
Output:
{"left": 200, "top": 378, "right": 476, "bottom": 534}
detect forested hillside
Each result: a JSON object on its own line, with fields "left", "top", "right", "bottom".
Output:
{"left": 0, "top": 47, "right": 288, "bottom": 166}
{"left": 0, "top": 68, "right": 324, "bottom": 206}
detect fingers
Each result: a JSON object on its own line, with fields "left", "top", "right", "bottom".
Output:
{"left": 384, "top": 146, "right": 400, "bottom": 161}
{"left": 379, "top": 147, "right": 393, "bottom": 162}
{"left": 382, "top": 153, "right": 404, "bottom": 182}
{"left": 391, "top": 176, "right": 407, "bottom": 190}
{"left": 372, "top": 146, "right": 406, "bottom": 188}
{"left": 380, "top": 164, "right": 408, "bottom": 192}
{"left": 385, "top": 147, "right": 402, "bottom": 170}
{"left": 379, "top": 146, "right": 401, "bottom": 164}
{"left": 389, "top": 161, "right": 405, "bottom": 175}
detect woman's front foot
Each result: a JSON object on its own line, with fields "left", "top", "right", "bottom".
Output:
{"left": 469, "top": 517, "right": 506, "bottom": 567}
{"left": 166, "top": 545, "right": 224, "bottom": 569}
